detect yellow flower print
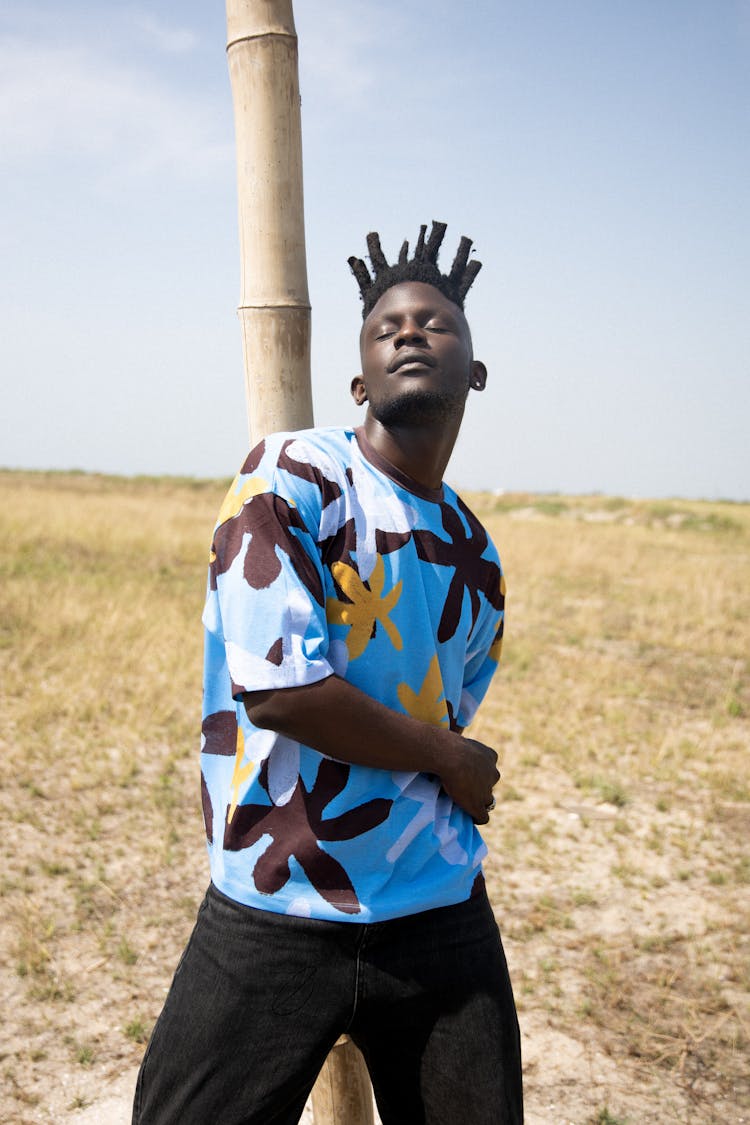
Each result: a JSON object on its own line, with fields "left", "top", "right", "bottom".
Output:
{"left": 217, "top": 473, "right": 271, "bottom": 527}
{"left": 227, "top": 726, "right": 254, "bottom": 825}
{"left": 397, "top": 654, "right": 449, "bottom": 727}
{"left": 489, "top": 628, "right": 503, "bottom": 663}
{"left": 326, "top": 554, "right": 403, "bottom": 660}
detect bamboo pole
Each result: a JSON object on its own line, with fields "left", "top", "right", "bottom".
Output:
{"left": 226, "top": 0, "right": 313, "bottom": 442}
{"left": 311, "top": 1037, "right": 376, "bottom": 1124}
{"left": 225, "top": 3, "right": 374, "bottom": 1122}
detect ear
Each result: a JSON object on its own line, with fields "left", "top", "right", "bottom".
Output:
{"left": 470, "top": 361, "right": 487, "bottom": 392}
{"left": 350, "top": 375, "right": 368, "bottom": 405}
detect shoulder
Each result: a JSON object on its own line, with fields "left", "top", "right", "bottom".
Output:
{"left": 241, "top": 427, "right": 354, "bottom": 480}
{"left": 267, "top": 429, "right": 358, "bottom": 513}
{"left": 222, "top": 428, "right": 361, "bottom": 541}
{"left": 225, "top": 428, "right": 355, "bottom": 503}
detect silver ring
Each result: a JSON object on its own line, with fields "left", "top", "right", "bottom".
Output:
{"left": 486, "top": 796, "right": 496, "bottom": 812}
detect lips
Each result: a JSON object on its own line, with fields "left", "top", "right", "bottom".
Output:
{"left": 388, "top": 351, "right": 436, "bottom": 374}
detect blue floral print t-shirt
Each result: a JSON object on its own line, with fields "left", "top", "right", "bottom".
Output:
{"left": 200, "top": 427, "right": 505, "bottom": 923}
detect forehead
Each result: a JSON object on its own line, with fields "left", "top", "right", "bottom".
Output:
{"left": 363, "top": 281, "right": 465, "bottom": 327}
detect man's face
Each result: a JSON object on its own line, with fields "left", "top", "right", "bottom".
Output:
{"left": 352, "top": 281, "right": 486, "bottom": 428}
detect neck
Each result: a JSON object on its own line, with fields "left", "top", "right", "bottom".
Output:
{"left": 361, "top": 410, "right": 463, "bottom": 490}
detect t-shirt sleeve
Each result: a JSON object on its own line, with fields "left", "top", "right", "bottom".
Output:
{"left": 202, "top": 439, "right": 334, "bottom": 698}
{"left": 456, "top": 571, "right": 505, "bottom": 728}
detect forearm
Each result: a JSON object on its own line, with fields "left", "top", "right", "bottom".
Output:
{"left": 244, "top": 675, "right": 454, "bottom": 774}
{"left": 242, "top": 675, "right": 499, "bottom": 823}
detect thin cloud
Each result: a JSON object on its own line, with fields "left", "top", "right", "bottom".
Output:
{"left": 294, "top": 0, "right": 398, "bottom": 103}
{"left": 0, "top": 35, "right": 231, "bottom": 181}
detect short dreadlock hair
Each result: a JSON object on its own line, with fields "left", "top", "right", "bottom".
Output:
{"left": 348, "top": 220, "right": 482, "bottom": 320}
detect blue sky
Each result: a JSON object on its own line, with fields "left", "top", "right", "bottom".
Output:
{"left": 2, "top": 0, "right": 748, "bottom": 499}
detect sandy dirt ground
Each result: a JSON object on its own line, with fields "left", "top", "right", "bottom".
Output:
{"left": 3, "top": 479, "right": 748, "bottom": 1124}
{"left": 52, "top": 1011, "right": 748, "bottom": 1125}
{"left": 38, "top": 776, "right": 748, "bottom": 1125}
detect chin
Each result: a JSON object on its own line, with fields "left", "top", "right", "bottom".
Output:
{"left": 372, "top": 389, "right": 464, "bottom": 429}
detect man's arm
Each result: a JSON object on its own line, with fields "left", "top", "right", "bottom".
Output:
{"left": 243, "top": 675, "right": 499, "bottom": 824}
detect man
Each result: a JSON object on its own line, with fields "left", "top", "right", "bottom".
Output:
{"left": 133, "top": 222, "right": 523, "bottom": 1124}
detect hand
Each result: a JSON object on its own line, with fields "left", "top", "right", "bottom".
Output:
{"left": 439, "top": 734, "right": 500, "bottom": 824}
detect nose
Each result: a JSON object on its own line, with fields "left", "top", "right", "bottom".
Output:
{"left": 394, "top": 317, "right": 427, "bottom": 348}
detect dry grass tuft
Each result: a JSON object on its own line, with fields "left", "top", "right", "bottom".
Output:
{"left": 1, "top": 471, "right": 748, "bottom": 1123}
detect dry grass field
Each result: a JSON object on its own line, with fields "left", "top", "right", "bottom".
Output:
{"left": 1, "top": 469, "right": 748, "bottom": 1124}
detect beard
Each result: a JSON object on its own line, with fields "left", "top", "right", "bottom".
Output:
{"left": 369, "top": 385, "right": 466, "bottom": 429}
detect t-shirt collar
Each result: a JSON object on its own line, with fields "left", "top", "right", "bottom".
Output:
{"left": 354, "top": 426, "right": 445, "bottom": 503}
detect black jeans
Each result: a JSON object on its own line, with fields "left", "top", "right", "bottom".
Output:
{"left": 133, "top": 884, "right": 523, "bottom": 1125}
